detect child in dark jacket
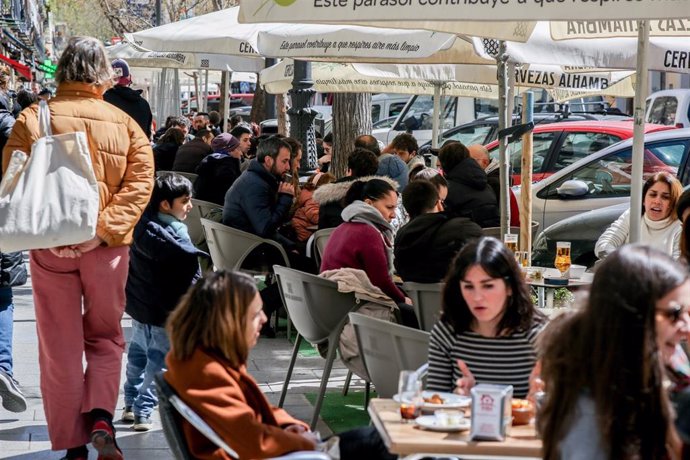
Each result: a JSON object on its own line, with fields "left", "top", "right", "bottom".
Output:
{"left": 121, "top": 172, "right": 203, "bottom": 431}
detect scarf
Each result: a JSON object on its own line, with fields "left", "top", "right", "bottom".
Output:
{"left": 341, "top": 200, "right": 395, "bottom": 273}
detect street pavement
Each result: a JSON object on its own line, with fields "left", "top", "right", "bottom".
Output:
{"left": 0, "top": 265, "right": 356, "bottom": 458}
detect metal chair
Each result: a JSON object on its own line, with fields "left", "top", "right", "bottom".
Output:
{"left": 481, "top": 221, "right": 540, "bottom": 241}
{"left": 154, "top": 373, "right": 330, "bottom": 460}
{"left": 186, "top": 198, "right": 222, "bottom": 247}
{"left": 348, "top": 313, "right": 430, "bottom": 398}
{"left": 157, "top": 170, "right": 199, "bottom": 184}
{"left": 201, "top": 218, "right": 290, "bottom": 272}
{"left": 402, "top": 282, "right": 444, "bottom": 332}
{"left": 273, "top": 265, "right": 360, "bottom": 430}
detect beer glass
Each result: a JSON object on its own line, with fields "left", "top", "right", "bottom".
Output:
{"left": 504, "top": 234, "right": 518, "bottom": 253}
{"left": 398, "top": 370, "right": 422, "bottom": 422}
{"left": 554, "top": 242, "right": 572, "bottom": 277}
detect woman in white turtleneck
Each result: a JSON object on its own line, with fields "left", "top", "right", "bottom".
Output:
{"left": 595, "top": 172, "right": 683, "bottom": 260}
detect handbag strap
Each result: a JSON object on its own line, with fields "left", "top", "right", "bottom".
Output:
{"left": 38, "top": 100, "right": 52, "bottom": 137}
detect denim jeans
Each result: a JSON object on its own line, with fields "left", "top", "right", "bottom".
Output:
{"left": 123, "top": 319, "right": 170, "bottom": 417}
{"left": 0, "top": 287, "right": 13, "bottom": 376}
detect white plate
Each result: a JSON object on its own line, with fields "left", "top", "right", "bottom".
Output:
{"left": 393, "top": 391, "right": 471, "bottom": 409}
{"left": 415, "top": 415, "right": 471, "bottom": 432}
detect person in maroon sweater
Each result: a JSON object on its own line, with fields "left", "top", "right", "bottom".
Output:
{"left": 320, "top": 178, "right": 419, "bottom": 328}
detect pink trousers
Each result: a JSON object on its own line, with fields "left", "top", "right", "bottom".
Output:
{"left": 30, "top": 246, "right": 129, "bottom": 450}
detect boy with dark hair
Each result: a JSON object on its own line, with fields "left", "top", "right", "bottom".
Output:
{"left": 394, "top": 179, "right": 482, "bottom": 283}
{"left": 388, "top": 132, "right": 423, "bottom": 171}
{"left": 121, "top": 172, "right": 203, "bottom": 431}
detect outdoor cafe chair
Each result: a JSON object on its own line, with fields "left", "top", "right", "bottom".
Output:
{"left": 402, "top": 282, "right": 444, "bottom": 332}
{"left": 481, "top": 221, "right": 540, "bottom": 241}
{"left": 201, "top": 218, "right": 290, "bottom": 272}
{"left": 311, "top": 227, "right": 335, "bottom": 269}
{"left": 157, "top": 170, "right": 199, "bottom": 184}
{"left": 273, "top": 265, "right": 361, "bottom": 430}
{"left": 154, "top": 373, "right": 330, "bottom": 460}
{"left": 348, "top": 313, "right": 430, "bottom": 399}
{"left": 187, "top": 198, "right": 222, "bottom": 247}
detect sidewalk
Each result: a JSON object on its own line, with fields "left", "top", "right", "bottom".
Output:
{"left": 0, "top": 266, "right": 357, "bottom": 459}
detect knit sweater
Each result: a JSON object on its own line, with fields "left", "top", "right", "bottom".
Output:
{"left": 594, "top": 209, "right": 682, "bottom": 260}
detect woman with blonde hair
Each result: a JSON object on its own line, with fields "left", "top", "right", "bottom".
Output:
{"left": 596, "top": 171, "right": 683, "bottom": 260}
{"left": 165, "top": 270, "right": 395, "bottom": 459}
{"left": 2, "top": 37, "right": 153, "bottom": 459}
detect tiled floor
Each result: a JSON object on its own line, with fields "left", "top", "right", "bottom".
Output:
{"left": 0, "top": 269, "right": 360, "bottom": 458}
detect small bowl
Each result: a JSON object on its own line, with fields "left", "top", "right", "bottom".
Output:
{"left": 569, "top": 264, "right": 586, "bottom": 279}
{"left": 511, "top": 399, "right": 535, "bottom": 426}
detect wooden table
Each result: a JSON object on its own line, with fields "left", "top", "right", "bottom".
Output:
{"left": 368, "top": 399, "right": 542, "bottom": 459}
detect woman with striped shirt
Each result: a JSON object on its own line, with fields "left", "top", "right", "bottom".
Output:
{"left": 427, "top": 237, "right": 546, "bottom": 398}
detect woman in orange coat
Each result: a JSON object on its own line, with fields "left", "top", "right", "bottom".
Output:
{"left": 292, "top": 172, "right": 335, "bottom": 242}
{"left": 2, "top": 36, "right": 154, "bottom": 460}
{"left": 165, "top": 270, "right": 396, "bottom": 460}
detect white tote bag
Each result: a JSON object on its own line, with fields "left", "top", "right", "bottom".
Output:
{"left": 0, "top": 100, "right": 99, "bottom": 252}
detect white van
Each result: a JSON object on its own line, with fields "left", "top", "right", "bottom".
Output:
{"left": 371, "top": 94, "right": 410, "bottom": 123}
{"left": 646, "top": 89, "right": 690, "bottom": 128}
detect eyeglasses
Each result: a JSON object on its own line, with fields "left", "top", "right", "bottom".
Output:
{"left": 656, "top": 302, "right": 690, "bottom": 324}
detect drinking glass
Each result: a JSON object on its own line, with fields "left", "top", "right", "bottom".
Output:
{"left": 517, "top": 251, "right": 530, "bottom": 268}
{"left": 504, "top": 234, "right": 518, "bottom": 253}
{"left": 554, "top": 242, "right": 572, "bottom": 278}
{"left": 398, "top": 370, "right": 422, "bottom": 422}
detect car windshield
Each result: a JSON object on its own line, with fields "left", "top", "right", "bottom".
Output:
{"left": 550, "top": 139, "right": 689, "bottom": 198}
{"left": 442, "top": 124, "right": 494, "bottom": 146}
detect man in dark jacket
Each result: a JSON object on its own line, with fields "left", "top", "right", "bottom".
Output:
{"left": 172, "top": 128, "right": 214, "bottom": 173}
{"left": 222, "top": 136, "right": 296, "bottom": 337}
{"left": 194, "top": 133, "right": 242, "bottom": 205}
{"left": 468, "top": 144, "right": 520, "bottom": 227}
{"left": 439, "top": 141, "right": 500, "bottom": 228}
{"left": 395, "top": 180, "right": 482, "bottom": 283}
{"left": 104, "top": 59, "right": 153, "bottom": 139}
{"left": 314, "top": 147, "right": 379, "bottom": 229}
{"left": 222, "top": 136, "right": 294, "bottom": 238}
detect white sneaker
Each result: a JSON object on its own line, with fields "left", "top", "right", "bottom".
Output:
{"left": 0, "top": 370, "right": 27, "bottom": 413}
{"left": 120, "top": 406, "right": 134, "bottom": 422}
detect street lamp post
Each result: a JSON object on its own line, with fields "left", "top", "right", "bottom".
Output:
{"left": 288, "top": 59, "right": 317, "bottom": 172}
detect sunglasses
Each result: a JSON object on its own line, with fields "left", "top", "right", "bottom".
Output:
{"left": 657, "top": 302, "right": 690, "bottom": 324}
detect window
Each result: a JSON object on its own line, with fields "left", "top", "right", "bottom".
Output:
{"left": 488, "top": 132, "right": 558, "bottom": 174}
{"left": 442, "top": 124, "right": 494, "bottom": 146}
{"left": 371, "top": 105, "right": 381, "bottom": 123}
{"left": 552, "top": 132, "right": 621, "bottom": 171}
{"left": 647, "top": 97, "right": 679, "bottom": 126}
{"left": 388, "top": 102, "right": 407, "bottom": 118}
{"left": 548, "top": 139, "right": 688, "bottom": 198}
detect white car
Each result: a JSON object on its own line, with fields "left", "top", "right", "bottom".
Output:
{"left": 514, "top": 128, "right": 690, "bottom": 230}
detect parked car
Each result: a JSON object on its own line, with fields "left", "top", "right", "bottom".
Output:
{"left": 371, "top": 93, "right": 410, "bottom": 123}
{"left": 377, "top": 90, "right": 612, "bottom": 145}
{"left": 519, "top": 128, "right": 690, "bottom": 236}
{"left": 531, "top": 202, "right": 628, "bottom": 268}
{"left": 373, "top": 116, "right": 398, "bottom": 130}
{"left": 646, "top": 89, "right": 690, "bottom": 128}
{"left": 484, "top": 120, "right": 672, "bottom": 185}
{"left": 419, "top": 112, "right": 629, "bottom": 153}
{"left": 181, "top": 94, "right": 254, "bottom": 113}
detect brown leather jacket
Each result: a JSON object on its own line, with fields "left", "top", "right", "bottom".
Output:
{"left": 1, "top": 81, "right": 154, "bottom": 246}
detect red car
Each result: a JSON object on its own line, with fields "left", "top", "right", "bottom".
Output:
{"left": 484, "top": 120, "right": 675, "bottom": 185}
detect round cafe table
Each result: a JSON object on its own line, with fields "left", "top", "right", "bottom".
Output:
{"left": 525, "top": 269, "right": 592, "bottom": 309}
